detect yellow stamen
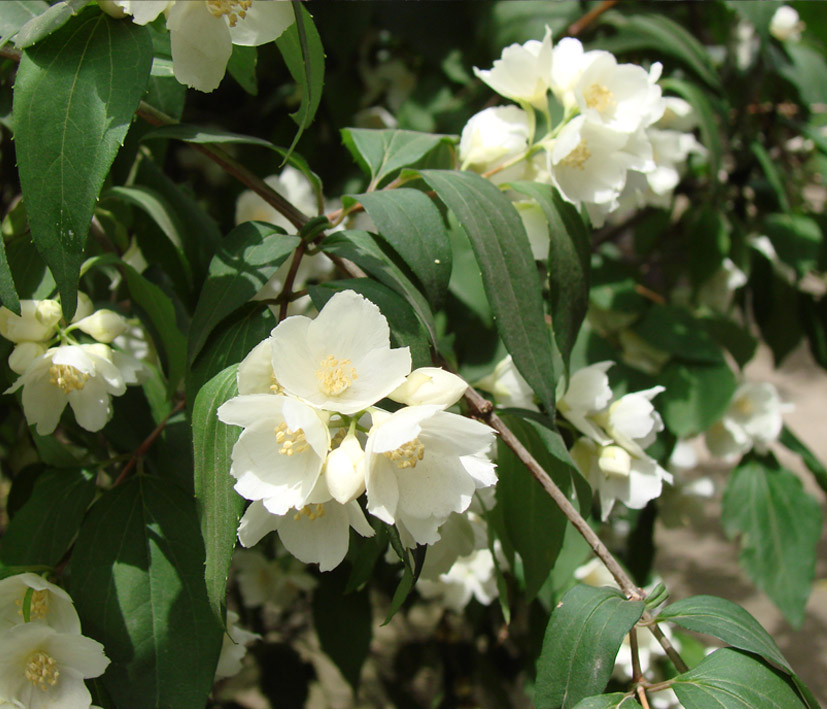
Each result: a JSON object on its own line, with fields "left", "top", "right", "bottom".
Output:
{"left": 16, "top": 590, "right": 49, "bottom": 621}
{"left": 48, "top": 363, "right": 89, "bottom": 394}
{"left": 274, "top": 422, "right": 309, "bottom": 456}
{"left": 383, "top": 438, "right": 425, "bottom": 469}
{"left": 269, "top": 373, "right": 283, "bottom": 395}
{"left": 316, "top": 355, "right": 358, "bottom": 396}
{"left": 25, "top": 651, "right": 59, "bottom": 691}
{"left": 330, "top": 428, "right": 347, "bottom": 449}
{"left": 205, "top": 0, "right": 252, "bottom": 27}
{"left": 585, "top": 83, "right": 616, "bottom": 113}
{"left": 293, "top": 503, "right": 326, "bottom": 521}
{"left": 560, "top": 139, "right": 591, "bottom": 170}
{"left": 734, "top": 396, "right": 754, "bottom": 417}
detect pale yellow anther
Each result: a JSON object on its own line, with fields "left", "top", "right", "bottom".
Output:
{"left": 48, "top": 364, "right": 89, "bottom": 394}
{"left": 560, "top": 139, "right": 591, "bottom": 170}
{"left": 16, "top": 590, "right": 49, "bottom": 621}
{"left": 293, "top": 503, "right": 326, "bottom": 522}
{"left": 585, "top": 83, "right": 616, "bottom": 113}
{"left": 269, "top": 373, "right": 283, "bottom": 395}
{"left": 383, "top": 438, "right": 425, "bottom": 469}
{"left": 206, "top": 0, "right": 252, "bottom": 27}
{"left": 25, "top": 651, "right": 59, "bottom": 691}
{"left": 316, "top": 354, "right": 358, "bottom": 396}
{"left": 330, "top": 428, "right": 347, "bottom": 449}
{"left": 274, "top": 422, "right": 309, "bottom": 456}
{"left": 734, "top": 396, "right": 754, "bottom": 417}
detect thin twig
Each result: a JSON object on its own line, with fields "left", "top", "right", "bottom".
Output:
{"left": 566, "top": 0, "right": 619, "bottom": 37}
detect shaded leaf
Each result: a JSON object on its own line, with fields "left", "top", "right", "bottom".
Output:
{"left": 13, "top": 0, "right": 88, "bottom": 48}
{"left": 0, "top": 0, "right": 48, "bottom": 47}
{"left": 658, "top": 360, "right": 737, "bottom": 437}
{"left": 0, "top": 234, "right": 19, "bottom": 313}
{"left": 780, "top": 426, "right": 827, "bottom": 496}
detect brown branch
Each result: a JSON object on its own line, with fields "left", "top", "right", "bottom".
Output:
{"left": 566, "top": 0, "right": 619, "bottom": 37}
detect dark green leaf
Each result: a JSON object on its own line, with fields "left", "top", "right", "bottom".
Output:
{"left": 510, "top": 182, "right": 590, "bottom": 375}
{"left": 751, "top": 142, "right": 790, "bottom": 213}
{"left": 350, "top": 189, "right": 452, "bottom": 309}
{"left": 341, "top": 129, "right": 454, "bottom": 187}
{"left": 13, "top": 9, "right": 152, "bottom": 318}
{"left": 420, "top": 169, "right": 557, "bottom": 411}
{"left": 763, "top": 213, "right": 821, "bottom": 279}
{"left": 227, "top": 44, "right": 258, "bottom": 95}
{"left": 276, "top": 3, "right": 324, "bottom": 158}
{"left": 192, "top": 364, "right": 244, "bottom": 620}
{"left": 188, "top": 222, "right": 299, "bottom": 363}
{"left": 721, "top": 458, "right": 822, "bottom": 627}
{"left": 635, "top": 305, "right": 724, "bottom": 363}
{"left": 0, "top": 468, "right": 95, "bottom": 566}
{"left": 12, "top": 0, "right": 88, "bottom": 48}
{"left": 780, "top": 426, "right": 827, "bottom": 496}
{"left": 0, "top": 234, "right": 19, "bottom": 313}
{"left": 0, "top": 0, "right": 47, "bottom": 46}
{"left": 70, "top": 475, "right": 222, "bottom": 709}
{"left": 658, "top": 360, "right": 737, "bottom": 437}
{"left": 701, "top": 316, "right": 757, "bottom": 369}
{"left": 672, "top": 648, "right": 807, "bottom": 708}
{"left": 535, "top": 584, "right": 645, "bottom": 708}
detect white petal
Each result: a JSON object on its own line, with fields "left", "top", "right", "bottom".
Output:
{"left": 237, "top": 501, "right": 281, "bottom": 547}
{"left": 278, "top": 502, "right": 350, "bottom": 571}
{"left": 68, "top": 379, "right": 112, "bottom": 432}
{"left": 167, "top": 1, "right": 233, "bottom": 92}
{"left": 218, "top": 393, "right": 283, "bottom": 428}
{"left": 228, "top": 0, "right": 295, "bottom": 46}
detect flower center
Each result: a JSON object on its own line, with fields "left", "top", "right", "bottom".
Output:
{"left": 293, "top": 503, "right": 326, "bottom": 522}
{"left": 206, "top": 0, "right": 252, "bottom": 27}
{"left": 598, "top": 445, "right": 631, "bottom": 479}
{"left": 25, "top": 651, "right": 59, "bottom": 691}
{"left": 733, "top": 395, "right": 755, "bottom": 417}
{"left": 585, "top": 83, "right": 616, "bottom": 113}
{"left": 269, "top": 373, "right": 283, "bottom": 395}
{"left": 316, "top": 355, "right": 358, "bottom": 396}
{"left": 49, "top": 363, "right": 89, "bottom": 394}
{"left": 383, "top": 437, "right": 425, "bottom": 469}
{"left": 560, "top": 139, "right": 591, "bottom": 170}
{"left": 16, "top": 590, "right": 49, "bottom": 621}
{"left": 274, "top": 422, "right": 309, "bottom": 456}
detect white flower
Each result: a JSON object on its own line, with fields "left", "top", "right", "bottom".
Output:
{"left": 233, "top": 549, "right": 316, "bottom": 609}
{"left": 365, "top": 405, "right": 497, "bottom": 546}
{"left": 0, "top": 623, "right": 109, "bottom": 709}
{"left": 269, "top": 290, "right": 412, "bottom": 415}
{"left": 658, "top": 97, "right": 698, "bottom": 132}
{"left": 556, "top": 361, "right": 614, "bottom": 444}
{"left": 388, "top": 367, "right": 468, "bottom": 409}
{"left": 574, "top": 558, "right": 616, "bottom": 588}
{"left": 6, "top": 344, "right": 129, "bottom": 435}
{"left": 514, "top": 200, "right": 550, "bottom": 261}
{"left": 595, "top": 386, "right": 666, "bottom": 459}
{"left": 697, "top": 257, "right": 747, "bottom": 312}
{"left": 416, "top": 548, "right": 498, "bottom": 612}
{"left": 575, "top": 54, "right": 664, "bottom": 133}
{"left": 324, "top": 430, "right": 366, "bottom": 504}
{"left": 163, "top": 0, "right": 295, "bottom": 92}
{"left": 418, "top": 511, "right": 481, "bottom": 580}
{"left": 473, "top": 27, "right": 553, "bottom": 109}
{"left": 0, "top": 300, "right": 61, "bottom": 344}
{"left": 645, "top": 128, "right": 705, "bottom": 197}
{"left": 218, "top": 393, "right": 331, "bottom": 515}
{"left": 237, "top": 339, "right": 279, "bottom": 395}
{"left": 8, "top": 342, "right": 47, "bottom": 376}
{"left": 475, "top": 355, "right": 537, "bottom": 411}
{"left": 549, "top": 37, "right": 595, "bottom": 112}
{"left": 214, "top": 610, "right": 259, "bottom": 680}
{"left": 235, "top": 167, "right": 316, "bottom": 232}
{"left": 458, "top": 106, "right": 531, "bottom": 171}
{"left": 72, "top": 310, "right": 130, "bottom": 344}
{"left": 237, "top": 498, "right": 374, "bottom": 572}
{"left": 770, "top": 6, "right": 804, "bottom": 42}
{"left": 103, "top": 0, "right": 171, "bottom": 25}
{"left": 0, "top": 574, "right": 80, "bottom": 635}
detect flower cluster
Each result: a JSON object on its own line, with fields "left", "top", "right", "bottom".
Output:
{"left": 2, "top": 296, "right": 146, "bottom": 435}
{"left": 0, "top": 573, "right": 109, "bottom": 708}
{"left": 100, "top": 0, "right": 295, "bottom": 92}
{"left": 464, "top": 30, "right": 704, "bottom": 228}
{"left": 218, "top": 290, "right": 497, "bottom": 571}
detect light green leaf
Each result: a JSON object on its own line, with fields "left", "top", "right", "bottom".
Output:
{"left": 70, "top": 475, "right": 222, "bottom": 709}
{"left": 571, "top": 694, "right": 638, "bottom": 709}
{"left": 13, "top": 0, "right": 88, "bottom": 48}
{"left": 0, "top": 468, "right": 95, "bottom": 567}
{"left": 420, "top": 169, "right": 557, "bottom": 411}
{"left": 349, "top": 189, "right": 452, "bottom": 309}
{"left": 721, "top": 458, "right": 822, "bottom": 627}
{"left": 780, "top": 44, "right": 827, "bottom": 106}
{"left": 276, "top": 2, "right": 324, "bottom": 158}
{"left": 672, "top": 648, "right": 808, "bottom": 708}
{"left": 780, "top": 426, "right": 827, "bottom": 496}
{"left": 658, "top": 360, "right": 737, "bottom": 437}
{"left": 0, "top": 0, "right": 47, "bottom": 47}
{"left": 227, "top": 44, "right": 258, "bottom": 95}
{"left": 510, "top": 182, "right": 590, "bottom": 375}
{"left": 535, "top": 584, "right": 645, "bottom": 708}
{"left": 762, "top": 213, "right": 821, "bottom": 279}
{"left": 342, "top": 128, "right": 454, "bottom": 187}
{"left": 192, "top": 364, "right": 244, "bottom": 620}
{"left": 13, "top": 8, "right": 152, "bottom": 318}
{"left": 188, "top": 222, "right": 299, "bottom": 363}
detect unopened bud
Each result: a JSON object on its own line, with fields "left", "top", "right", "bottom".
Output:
{"left": 325, "top": 434, "right": 366, "bottom": 504}
{"left": 598, "top": 445, "right": 632, "bottom": 478}
{"left": 0, "top": 300, "right": 61, "bottom": 343}
{"left": 74, "top": 310, "right": 129, "bottom": 343}
{"left": 389, "top": 367, "right": 468, "bottom": 408}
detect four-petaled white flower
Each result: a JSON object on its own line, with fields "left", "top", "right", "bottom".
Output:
{"left": 0, "top": 574, "right": 80, "bottom": 636}
{"left": 416, "top": 548, "right": 498, "bottom": 612}
{"left": 270, "top": 290, "right": 412, "bottom": 415}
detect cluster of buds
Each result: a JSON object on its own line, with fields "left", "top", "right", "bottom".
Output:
{"left": 0, "top": 573, "right": 109, "bottom": 708}
{"left": 218, "top": 290, "right": 497, "bottom": 571}
{"left": 1, "top": 296, "right": 146, "bottom": 435}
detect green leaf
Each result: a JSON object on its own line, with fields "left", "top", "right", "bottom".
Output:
{"left": 227, "top": 44, "right": 258, "bottom": 95}
{"left": 0, "top": 0, "right": 47, "bottom": 47}
{"left": 510, "top": 182, "right": 590, "bottom": 375}
{"left": 571, "top": 694, "right": 638, "bottom": 709}
{"left": 12, "top": 0, "right": 89, "bottom": 48}
{"left": 751, "top": 142, "right": 790, "bottom": 213}
{"left": 600, "top": 12, "right": 721, "bottom": 91}
{"left": 192, "top": 364, "right": 244, "bottom": 620}
{"left": 275, "top": 3, "right": 324, "bottom": 158}
{"left": 535, "top": 584, "right": 645, "bottom": 708}
{"left": 658, "top": 360, "right": 737, "bottom": 437}
{"left": 312, "top": 566, "right": 372, "bottom": 690}
{"left": 341, "top": 128, "right": 454, "bottom": 187}
{"left": 0, "top": 468, "right": 95, "bottom": 567}
{"left": 420, "top": 169, "right": 557, "bottom": 411}
{"left": 349, "top": 189, "right": 452, "bottom": 309}
{"left": 70, "top": 475, "right": 222, "bottom": 709}
{"left": 188, "top": 222, "right": 299, "bottom": 363}
{"left": 721, "top": 458, "right": 822, "bottom": 627}
{"left": 13, "top": 9, "right": 152, "bottom": 318}
{"left": 672, "top": 648, "right": 807, "bottom": 708}
{"left": 762, "top": 213, "right": 822, "bottom": 279}
{"left": 0, "top": 234, "right": 19, "bottom": 313}
{"left": 780, "top": 426, "right": 827, "bottom": 496}
{"left": 635, "top": 305, "right": 724, "bottom": 363}
{"left": 658, "top": 595, "right": 792, "bottom": 673}
{"left": 780, "top": 44, "right": 827, "bottom": 106}
{"left": 701, "top": 315, "right": 758, "bottom": 369}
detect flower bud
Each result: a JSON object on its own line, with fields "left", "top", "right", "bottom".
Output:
{"left": 8, "top": 341, "right": 47, "bottom": 375}
{"left": 0, "top": 300, "right": 61, "bottom": 343}
{"left": 389, "top": 367, "right": 468, "bottom": 408}
{"left": 72, "top": 292, "right": 95, "bottom": 323}
{"left": 74, "top": 310, "right": 129, "bottom": 343}
{"left": 325, "top": 433, "right": 366, "bottom": 504}
{"left": 598, "top": 445, "right": 632, "bottom": 478}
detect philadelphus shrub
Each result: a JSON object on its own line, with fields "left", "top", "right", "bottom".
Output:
{"left": 0, "top": 573, "right": 109, "bottom": 708}
{"left": 218, "top": 289, "right": 497, "bottom": 570}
